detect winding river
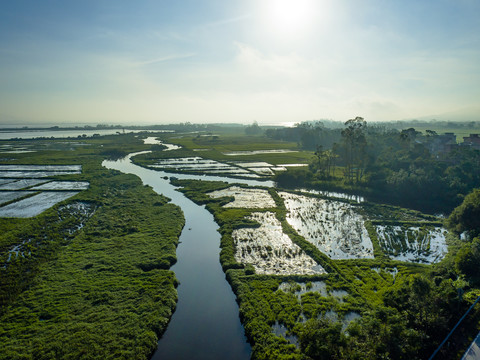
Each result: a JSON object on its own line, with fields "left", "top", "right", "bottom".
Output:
{"left": 103, "top": 152, "right": 266, "bottom": 359}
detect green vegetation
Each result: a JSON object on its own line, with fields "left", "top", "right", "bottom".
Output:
{"left": 0, "top": 134, "right": 184, "bottom": 360}
{"left": 268, "top": 120, "right": 480, "bottom": 214}
{"left": 2, "top": 126, "right": 480, "bottom": 359}
{"left": 173, "top": 177, "right": 480, "bottom": 360}
{"left": 133, "top": 132, "right": 314, "bottom": 169}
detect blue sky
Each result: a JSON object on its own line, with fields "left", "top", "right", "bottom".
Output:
{"left": 1, "top": 0, "right": 479, "bottom": 125}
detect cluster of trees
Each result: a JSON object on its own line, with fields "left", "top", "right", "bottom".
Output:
{"left": 268, "top": 118, "right": 480, "bottom": 213}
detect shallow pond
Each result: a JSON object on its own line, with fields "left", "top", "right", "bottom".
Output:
{"left": 103, "top": 152, "right": 251, "bottom": 360}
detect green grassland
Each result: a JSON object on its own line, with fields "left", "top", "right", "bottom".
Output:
{"left": 161, "top": 132, "right": 315, "bottom": 164}
{"left": 0, "top": 134, "right": 185, "bottom": 360}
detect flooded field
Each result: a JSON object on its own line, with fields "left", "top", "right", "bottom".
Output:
{"left": 148, "top": 156, "right": 306, "bottom": 178}
{"left": 30, "top": 181, "right": 90, "bottom": 190}
{"left": 232, "top": 212, "right": 325, "bottom": 275}
{"left": 0, "top": 191, "right": 35, "bottom": 205}
{"left": 300, "top": 188, "right": 365, "bottom": 203}
{"left": 0, "top": 165, "right": 81, "bottom": 171}
{"left": 223, "top": 149, "right": 298, "bottom": 156}
{"left": 280, "top": 192, "right": 374, "bottom": 259}
{"left": 375, "top": 225, "right": 448, "bottom": 263}
{"left": 0, "top": 191, "right": 79, "bottom": 218}
{"left": 0, "top": 165, "right": 89, "bottom": 218}
{"left": 0, "top": 179, "right": 47, "bottom": 190}
{"left": 208, "top": 186, "right": 276, "bottom": 208}
{"left": 149, "top": 157, "right": 260, "bottom": 177}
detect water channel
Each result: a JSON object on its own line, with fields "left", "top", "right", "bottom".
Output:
{"left": 102, "top": 151, "right": 269, "bottom": 359}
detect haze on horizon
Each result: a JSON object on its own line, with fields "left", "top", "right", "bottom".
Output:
{"left": 0, "top": 0, "right": 479, "bottom": 126}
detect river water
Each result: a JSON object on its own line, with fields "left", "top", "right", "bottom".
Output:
{"left": 103, "top": 152, "right": 253, "bottom": 360}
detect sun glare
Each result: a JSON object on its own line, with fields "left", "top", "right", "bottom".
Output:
{"left": 263, "top": 0, "right": 317, "bottom": 37}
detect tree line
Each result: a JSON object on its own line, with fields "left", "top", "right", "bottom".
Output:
{"left": 267, "top": 118, "right": 480, "bottom": 213}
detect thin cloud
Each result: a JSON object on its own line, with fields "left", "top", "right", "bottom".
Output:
{"left": 132, "top": 53, "right": 196, "bottom": 67}
{"left": 201, "top": 14, "right": 251, "bottom": 29}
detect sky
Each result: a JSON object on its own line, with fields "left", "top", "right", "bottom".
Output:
{"left": 0, "top": 0, "right": 479, "bottom": 125}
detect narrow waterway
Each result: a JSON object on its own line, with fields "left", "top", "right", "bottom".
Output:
{"left": 103, "top": 152, "right": 252, "bottom": 360}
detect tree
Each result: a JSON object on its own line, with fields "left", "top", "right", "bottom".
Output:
{"left": 455, "top": 237, "right": 480, "bottom": 285}
{"left": 313, "top": 146, "right": 336, "bottom": 179}
{"left": 245, "top": 121, "right": 262, "bottom": 135}
{"left": 448, "top": 188, "right": 480, "bottom": 238}
{"left": 341, "top": 116, "right": 367, "bottom": 183}
{"left": 299, "top": 318, "right": 347, "bottom": 360}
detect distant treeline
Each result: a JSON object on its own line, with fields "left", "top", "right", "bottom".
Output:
{"left": 267, "top": 119, "right": 480, "bottom": 213}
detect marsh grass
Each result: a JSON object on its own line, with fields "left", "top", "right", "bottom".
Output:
{"left": 0, "top": 135, "right": 184, "bottom": 360}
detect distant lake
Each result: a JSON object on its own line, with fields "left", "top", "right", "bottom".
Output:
{"left": 0, "top": 128, "right": 170, "bottom": 140}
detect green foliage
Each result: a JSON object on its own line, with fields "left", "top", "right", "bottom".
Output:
{"left": 448, "top": 188, "right": 480, "bottom": 238}
{"left": 270, "top": 121, "right": 480, "bottom": 213}
{"left": 299, "top": 318, "right": 347, "bottom": 360}
{"left": 455, "top": 237, "right": 480, "bottom": 285}
{"left": 245, "top": 121, "right": 262, "bottom": 135}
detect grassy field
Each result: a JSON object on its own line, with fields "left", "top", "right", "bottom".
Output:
{"left": 0, "top": 134, "right": 185, "bottom": 360}
{"left": 164, "top": 133, "right": 315, "bottom": 164}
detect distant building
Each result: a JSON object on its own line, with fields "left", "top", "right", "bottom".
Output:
{"left": 427, "top": 132, "right": 457, "bottom": 155}
{"left": 463, "top": 134, "right": 480, "bottom": 150}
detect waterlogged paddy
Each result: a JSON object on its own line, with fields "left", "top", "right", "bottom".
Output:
{"left": 0, "top": 165, "right": 82, "bottom": 171}
{"left": 300, "top": 188, "right": 365, "bottom": 203}
{"left": 0, "top": 191, "right": 34, "bottom": 205}
{"left": 376, "top": 225, "right": 448, "bottom": 263}
{"left": 0, "top": 165, "right": 89, "bottom": 218}
{"left": 208, "top": 186, "right": 276, "bottom": 208}
{"left": 150, "top": 157, "right": 261, "bottom": 178}
{"left": 232, "top": 212, "right": 325, "bottom": 275}
{"left": 0, "top": 179, "right": 47, "bottom": 190}
{"left": 148, "top": 156, "right": 305, "bottom": 178}
{"left": 280, "top": 192, "right": 374, "bottom": 259}
{"left": 0, "top": 191, "right": 79, "bottom": 218}
{"left": 30, "top": 181, "right": 90, "bottom": 190}
{"left": 223, "top": 149, "right": 298, "bottom": 156}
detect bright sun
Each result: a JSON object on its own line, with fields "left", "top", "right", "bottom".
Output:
{"left": 263, "top": 0, "right": 317, "bottom": 37}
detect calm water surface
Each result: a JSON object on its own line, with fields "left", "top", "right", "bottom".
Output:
{"left": 103, "top": 152, "right": 251, "bottom": 360}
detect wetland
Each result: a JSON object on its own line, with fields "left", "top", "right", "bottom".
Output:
{"left": 1, "top": 123, "right": 480, "bottom": 360}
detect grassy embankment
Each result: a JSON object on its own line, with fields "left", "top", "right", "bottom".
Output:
{"left": 0, "top": 134, "right": 184, "bottom": 360}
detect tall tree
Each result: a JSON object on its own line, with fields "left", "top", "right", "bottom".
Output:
{"left": 341, "top": 116, "right": 367, "bottom": 182}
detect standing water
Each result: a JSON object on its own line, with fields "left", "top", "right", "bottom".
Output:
{"left": 103, "top": 152, "right": 251, "bottom": 360}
